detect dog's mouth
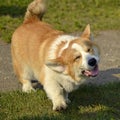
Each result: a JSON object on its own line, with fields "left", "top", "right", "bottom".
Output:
{"left": 82, "top": 65, "right": 99, "bottom": 77}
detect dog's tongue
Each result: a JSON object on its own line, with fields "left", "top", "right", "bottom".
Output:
{"left": 84, "top": 66, "right": 99, "bottom": 77}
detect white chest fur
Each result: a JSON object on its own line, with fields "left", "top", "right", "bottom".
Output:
{"left": 57, "top": 75, "right": 80, "bottom": 92}
{"left": 44, "top": 66, "right": 84, "bottom": 93}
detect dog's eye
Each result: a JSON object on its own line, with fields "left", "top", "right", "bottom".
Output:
{"left": 74, "top": 55, "right": 81, "bottom": 61}
{"left": 87, "top": 48, "right": 91, "bottom": 52}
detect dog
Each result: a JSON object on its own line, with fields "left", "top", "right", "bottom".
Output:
{"left": 11, "top": 0, "right": 100, "bottom": 111}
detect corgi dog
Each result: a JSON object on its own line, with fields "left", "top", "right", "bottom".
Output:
{"left": 11, "top": 0, "right": 100, "bottom": 111}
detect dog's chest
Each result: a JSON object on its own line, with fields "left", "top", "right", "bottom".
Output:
{"left": 57, "top": 75, "right": 79, "bottom": 92}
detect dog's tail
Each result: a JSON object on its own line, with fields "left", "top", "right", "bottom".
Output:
{"left": 24, "top": 0, "right": 46, "bottom": 23}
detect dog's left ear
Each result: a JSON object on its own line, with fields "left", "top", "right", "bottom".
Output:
{"left": 45, "top": 58, "right": 66, "bottom": 73}
{"left": 81, "top": 24, "right": 91, "bottom": 39}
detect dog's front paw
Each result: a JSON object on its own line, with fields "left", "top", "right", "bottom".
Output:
{"left": 53, "top": 99, "right": 67, "bottom": 111}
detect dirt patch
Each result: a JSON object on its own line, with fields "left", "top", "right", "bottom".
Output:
{"left": 0, "top": 41, "right": 20, "bottom": 92}
{"left": 0, "top": 31, "right": 120, "bottom": 92}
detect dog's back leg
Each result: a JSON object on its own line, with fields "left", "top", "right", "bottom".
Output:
{"left": 11, "top": 46, "right": 35, "bottom": 93}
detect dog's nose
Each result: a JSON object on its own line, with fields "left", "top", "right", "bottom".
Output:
{"left": 88, "top": 58, "right": 97, "bottom": 66}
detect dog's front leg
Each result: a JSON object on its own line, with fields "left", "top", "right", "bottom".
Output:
{"left": 44, "top": 80, "right": 67, "bottom": 111}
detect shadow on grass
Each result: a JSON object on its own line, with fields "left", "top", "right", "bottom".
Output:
{"left": 18, "top": 115, "right": 68, "bottom": 120}
{"left": 0, "top": 5, "right": 26, "bottom": 17}
{"left": 87, "top": 68, "right": 120, "bottom": 84}
{"left": 17, "top": 68, "right": 120, "bottom": 120}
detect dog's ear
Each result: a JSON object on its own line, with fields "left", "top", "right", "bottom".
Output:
{"left": 45, "top": 58, "right": 66, "bottom": 73}
{"left": 81, "top": 24, "right": 91, "bottom": 39}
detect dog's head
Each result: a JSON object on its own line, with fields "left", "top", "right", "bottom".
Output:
{"left": 46, "top": 25, "right": 100, "bottom": 82}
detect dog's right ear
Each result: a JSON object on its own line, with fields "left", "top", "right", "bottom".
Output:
{"left": 81, "top": 24, "right": 91, "bottom": 39}
{"left": 45, "top": 58, "right": 66, "bottom": 73}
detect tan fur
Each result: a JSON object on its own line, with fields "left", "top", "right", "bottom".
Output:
{"left": 11, "top": 21, "right": 63, "bottom": 85}
{"left": 24, "top": 0, "right": 46, "bottom": 22}
{"left": 11, "top": 0, "right": 100, "bottom": 110}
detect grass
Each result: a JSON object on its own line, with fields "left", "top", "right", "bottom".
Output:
{"left": 0, "top": 0, "right": 120, "bottom": 42}
{"left": 0, "top": 82, "right": 120, "bottom": 120}
{"left": 0, "top": 0, "right": 120, "bottom": 119}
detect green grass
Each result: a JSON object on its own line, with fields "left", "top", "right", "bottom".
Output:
{"left": 0, "top": 1, "right": 120, "bottom": 119}
{"left": 0, "top": 0, "right": 120, "bottom": 42}
{"left": 0, "top": 83, "right": 120, "bottom": 120}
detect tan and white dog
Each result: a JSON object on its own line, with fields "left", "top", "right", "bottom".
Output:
{"left": 11, "top": 0, "right": 100, "bottom": 111}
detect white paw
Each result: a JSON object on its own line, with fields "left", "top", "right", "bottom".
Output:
{"left": 22, "top": 82, "right": 35, "bottom": 93}
{"left": 53, "top": 99, "right": 67, "bottom": 111}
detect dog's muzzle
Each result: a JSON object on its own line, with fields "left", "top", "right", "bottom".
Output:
{"left": 82, "top": 58, "right": 99, "bottom": 77}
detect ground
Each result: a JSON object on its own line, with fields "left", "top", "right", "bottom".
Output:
{"left": 0, "top": 31, "right": 120, "bottom": 92}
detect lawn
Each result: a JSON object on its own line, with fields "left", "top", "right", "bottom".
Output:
{"left": 0, "top": 0, "right": 120, "bottom": 42}
{"left": 0, "top": 83, "right": 120, "bottom": 120}
{"left": 0, "top": 0, "right": 120, "bottom": 119}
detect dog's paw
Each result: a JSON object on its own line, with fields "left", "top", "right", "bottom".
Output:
{"left": 53, "top": 100, "right": 67, "bottom": 111}
{"left": 22, "top": 82, "right": 35, "bottom": 93}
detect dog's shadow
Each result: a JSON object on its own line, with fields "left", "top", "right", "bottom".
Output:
{"left": 86, "top": 67, "right": 120, "bottom": 84}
